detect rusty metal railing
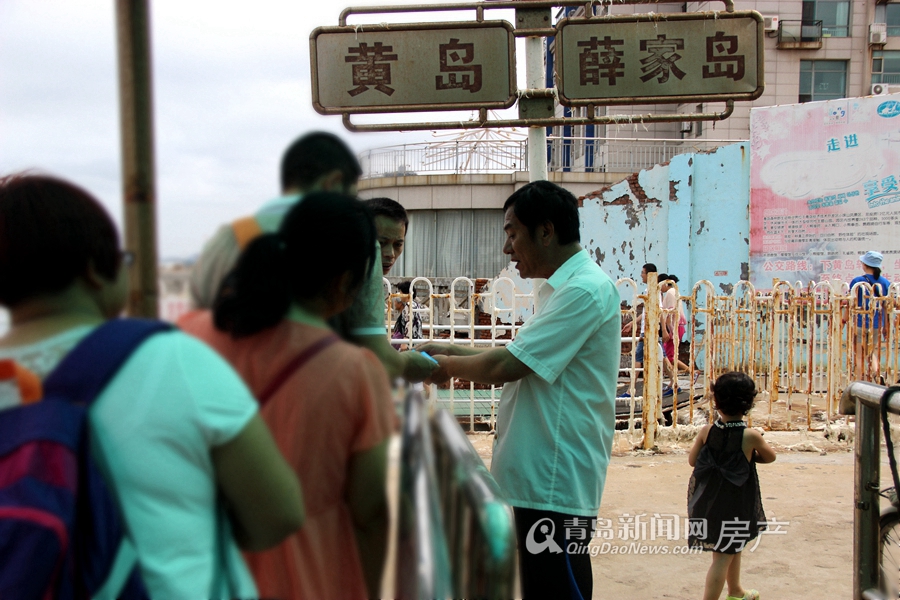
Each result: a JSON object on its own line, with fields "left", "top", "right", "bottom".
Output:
{"left": 385, "top": 276, "right": 900, "bottom": 434}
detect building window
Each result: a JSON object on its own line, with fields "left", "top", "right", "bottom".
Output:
{"left": 873, "top": 51, "right": 900, "bottom": 85}
{"left": 888, "top": 4, "right": 900, "bottom": 37}
{"left": 802, "top": 0, "right": 850, "bottom": 37}
{"left": 394, "top": 210, "right": 509, "bottom": 278}
{"left": 799, "top": 60, "right": 847, "bottom": 102}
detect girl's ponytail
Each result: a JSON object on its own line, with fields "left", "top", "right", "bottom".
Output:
{"left": 213, "top": 233, "right": 291, "bottom": 337}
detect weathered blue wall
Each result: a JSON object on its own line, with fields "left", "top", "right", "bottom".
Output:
{"left": 580, "top": 142, "right": 750, "bottom": 294}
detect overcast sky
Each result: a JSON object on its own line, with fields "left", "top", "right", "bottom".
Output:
{"left": 0, "top": 0, "right": 523, "bottom": 259}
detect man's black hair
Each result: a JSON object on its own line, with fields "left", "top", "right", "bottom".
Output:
{"left": 643, "top": 263, "right": 658, "bottom": 273}
{"left": 365, "top": 197, "right": 408, "bottom": 231}
{"left": 280, "top": 131, "right": 362, "bottom": 193}
{"left": 502, "top": 180, "right": 580, "bottom": 245}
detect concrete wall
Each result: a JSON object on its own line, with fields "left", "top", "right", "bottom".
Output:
{"left": 581, "top": 142, "right": 750, "bottom": 295}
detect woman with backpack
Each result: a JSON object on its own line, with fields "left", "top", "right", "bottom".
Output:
{"left": 0, "top": 173, "right": 303, "bottom": 598}
{"left": 846, "top": 251, "right": 892, "bottom": 382}
{"left": 180, "top": 192, "right": 395, "bottom": 600}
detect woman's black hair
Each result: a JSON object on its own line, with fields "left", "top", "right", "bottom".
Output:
{"left": 0, "top": 173, "right": 121, "bottom": 307}
{"left": 710, "top": 371, "right": 757, "bottom": 417}
{"left": 872, "top": 267, "right": 883, "bottom": 280}
{"left": 214, "top": 191, "right": 376, "bottom": 337}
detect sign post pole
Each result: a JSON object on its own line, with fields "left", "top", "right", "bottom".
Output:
{"left": 526, "top": 36, "right": 548, "bottom": 182}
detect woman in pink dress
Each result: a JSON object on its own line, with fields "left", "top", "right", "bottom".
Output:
{"left": 181, "top": 192, "right": 395, "bottom": 599}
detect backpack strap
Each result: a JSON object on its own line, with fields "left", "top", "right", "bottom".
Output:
{"left": 44, "top": 319, "right": 173, "bottom": 407}
{"left": 231, "top": 216, "right": 263, "bottom": 251}
{"left": 258, "top": 334, "right": 340, "bottom": 407}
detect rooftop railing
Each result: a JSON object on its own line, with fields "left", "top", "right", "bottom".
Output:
{"left": 359, "top": 137, "right": 739, "bottom": 178}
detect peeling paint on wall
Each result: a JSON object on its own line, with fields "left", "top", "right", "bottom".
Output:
{"left": 577, "top": 143, "right": 750, "bottom": 289}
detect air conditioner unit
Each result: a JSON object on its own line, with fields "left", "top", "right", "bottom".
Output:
{"left": 679, "top": 121, "right": 693, "bottom": 134}
{"left": 872, "top": 83, "right": 890, "bottom": 96}
{"left": 870, "top": 23, "right": 888, "bottom": 45}
{"left": 763, "top": 15, "right": 780, "bottom": 32}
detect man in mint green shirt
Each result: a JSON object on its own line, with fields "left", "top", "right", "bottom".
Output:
{"left": 189, "top": 132, "right": 435, "bottom": 382}
{"left": 421, "top": 180, "right": 620, "bottom": 600}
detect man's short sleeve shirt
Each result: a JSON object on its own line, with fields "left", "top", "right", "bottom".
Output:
{"left": 491, "top": 250, "right": 621, "bottom": 517}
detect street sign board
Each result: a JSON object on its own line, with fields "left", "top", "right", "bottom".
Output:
{"left": 555, "top": 12, "right": 764, "bottom": 106}
{"left": 310, "top": 21, "right": 516, "bottom": 115}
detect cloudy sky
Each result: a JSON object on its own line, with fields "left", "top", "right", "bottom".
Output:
{"left": 0, "top": 0, "right": 523, "bottom": 259}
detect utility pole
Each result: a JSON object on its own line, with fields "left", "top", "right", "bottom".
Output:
{"left": 115, "top": 0, "right": 159, "bottom": 317}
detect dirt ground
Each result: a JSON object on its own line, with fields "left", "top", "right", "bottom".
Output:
{"left": 468, "top": 430, "right": 858, "bottom": 599}
{"left": 383, "top": 390, "right": 884, "bottom": 599}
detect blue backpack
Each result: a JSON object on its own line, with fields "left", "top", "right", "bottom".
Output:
{"left": 0, "top": 319, "right": 172, "bottom": 600}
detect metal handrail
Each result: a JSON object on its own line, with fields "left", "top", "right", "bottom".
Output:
{"left": 840, "top": 381, "right": 897, "bottom": 599}
{"left": 432, "top": 409, "right": 516, "bottom": 598}
{"left": 396, "top": 389, "right": 453, "bottom": 600}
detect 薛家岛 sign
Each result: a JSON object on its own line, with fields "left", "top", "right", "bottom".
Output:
{"left": 555, "top": 12, "right": 764, "bottom": 106}
{"left": 310, "top": 21, "right": 516, "bottom": 114}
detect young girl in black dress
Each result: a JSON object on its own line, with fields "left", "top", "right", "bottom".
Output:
{"left": 688, "top": 372, "right": 776, "bottom": 600}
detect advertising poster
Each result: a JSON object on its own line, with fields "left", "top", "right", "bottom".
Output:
{"left": 749, "top": 94, "right": 900, "bottom": 290}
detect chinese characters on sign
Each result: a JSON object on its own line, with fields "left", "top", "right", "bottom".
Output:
{"left": 436, "top": 38, "right": 482, "bottom": 93}
{"left": 639, "top": 35, "right": 686, "bottom": 84}
{"left": 345, "top": 42, "right": 398, "bottom": 96}
{"left": 344, "top": 38, "right": 484, "bottom": 97}
{"left": 702, "top": 31, "right": 745, "bottom": 81}
{"left": 578, "top": 36, "right": 625, "bottom": 85}
{"left": 556, "top": 13, "right": 762, "bottom": 105}
{"left": 312, "top": 22, "right": 515, "bottom": 114}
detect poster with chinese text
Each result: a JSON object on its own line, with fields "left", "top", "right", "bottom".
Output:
{"left": 749, "top": 94, "right": 900, "bottom": 289}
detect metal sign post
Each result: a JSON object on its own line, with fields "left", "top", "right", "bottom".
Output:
{"left": 310, "top": 0, "right": 763, "bottom": 133}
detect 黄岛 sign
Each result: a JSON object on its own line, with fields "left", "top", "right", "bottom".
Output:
{"left": 310, "top": 21, "right": 516, "bottom": 114}
{"left": 555, "top": 12, "right": 764, "bottom": 106}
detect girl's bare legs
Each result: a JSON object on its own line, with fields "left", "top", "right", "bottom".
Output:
{"left": 725, "top": 551, "right": 744, "bottom": 598}
{"left": 703, "top": 552, "right": 734, "bottom": 600}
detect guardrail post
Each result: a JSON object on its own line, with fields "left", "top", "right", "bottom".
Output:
{"left": 842, "top": 381, "right": 891, "bottom": 598}
{"left": 643, "top": 272, "right": 661, "bottom": 449}
{"left": 856, "top": 395, "right": 882, "bottom": 597}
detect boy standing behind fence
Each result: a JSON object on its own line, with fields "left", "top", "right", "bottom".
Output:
{"left": 688, "top": 372, "right": 776, "bottom": 600}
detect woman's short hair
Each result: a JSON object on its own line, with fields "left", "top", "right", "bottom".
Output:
{"left": 0, "top": 173, "right": 121, "bottom": 307}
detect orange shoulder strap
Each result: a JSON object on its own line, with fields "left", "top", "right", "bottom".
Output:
{"left": 231, "top": 216, "right": 263, "bottom": 251}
